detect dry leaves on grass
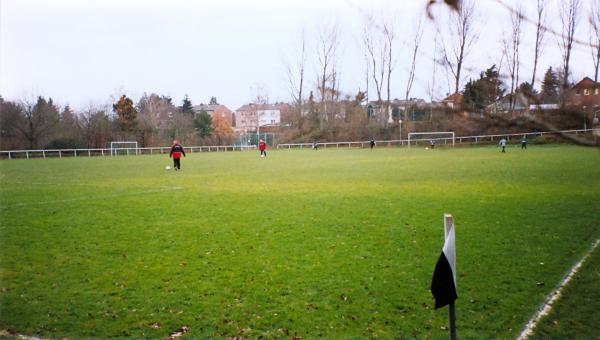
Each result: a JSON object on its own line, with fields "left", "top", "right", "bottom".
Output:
{"left": 167, "top": 325, "right": 190, "bottom": 339}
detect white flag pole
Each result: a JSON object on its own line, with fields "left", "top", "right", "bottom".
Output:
{"left": 444, "top": 214, "right": 457, "bottom": 340}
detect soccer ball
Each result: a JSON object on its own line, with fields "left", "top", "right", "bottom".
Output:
{"left": 165, "top": 165, "right": 171, "bottom": 170}
{"left": 261, "top": 155, "right": 265, "bottom": 158}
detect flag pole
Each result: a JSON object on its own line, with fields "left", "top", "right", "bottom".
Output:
{"left": 449, "top": 302, "right": 456, "bottom": 340}
{"left": 444, "top": 214, "right": 457, "bottom": 340}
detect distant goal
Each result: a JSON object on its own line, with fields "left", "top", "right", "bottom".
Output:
{"left": 408, "top": 132, "right": 455, "bottom": 148}
{"left": 110, "top": 141, "right": 139, "bottom": 156}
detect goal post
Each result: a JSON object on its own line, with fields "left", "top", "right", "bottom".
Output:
{"left": 110, "top": 141, "right": 139, "bottom": 156}
{"left": 408, "top": 132, "right": 455, "bottom": 148}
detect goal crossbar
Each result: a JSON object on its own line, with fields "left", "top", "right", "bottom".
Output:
{"left": 408, "top": 132, "right": 455, "bottom": 148}
{"left": 110, "top": 141, "right": 139, "bottom": 156}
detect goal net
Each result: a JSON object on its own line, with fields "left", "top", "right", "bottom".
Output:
{"left": 110, "top": 141, "right": 139, "bottom": 156}
{"left": 408, "top": 132, "right": 455, "bottom": 148}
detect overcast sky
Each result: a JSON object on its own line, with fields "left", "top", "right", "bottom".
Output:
{"left": 0, "top": 0, "right": 596, "bottom": 111}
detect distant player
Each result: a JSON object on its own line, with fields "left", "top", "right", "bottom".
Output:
{"left": 169, "top": 140, "right": 186, "bottom": 170}
{"left": 499, "top": 137, "right": 507, "bottom": 153}
{"left": 259, "top": 139, "right": 267, "bottom": 157}
{"left": 521, "top": 136, "right": 527, "bottom": 150}
{"left": 429, "top": 139, "right": 436, "bottom": 149}
{"left": 370, "top": 138, "right": 376, "bottom": 150}
{"left": 313, "top": 142, "right": 319, "bottom": 150}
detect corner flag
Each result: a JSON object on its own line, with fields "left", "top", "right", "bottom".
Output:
{"left": 431, "top": 214, "right": 457, "bottom": 309}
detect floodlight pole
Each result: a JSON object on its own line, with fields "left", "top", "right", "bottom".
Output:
{"left": 444, "top": 214, "right": 457, "bottom": 340}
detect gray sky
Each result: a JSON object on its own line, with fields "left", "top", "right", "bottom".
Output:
{"left": 0, "top": 0, "right": 596, "bottom": 111}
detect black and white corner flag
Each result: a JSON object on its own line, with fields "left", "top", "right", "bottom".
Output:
{"left": 431, "top": 214, "right": 457, "bottom": 309}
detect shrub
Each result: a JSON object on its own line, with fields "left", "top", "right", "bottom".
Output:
{"left": 44, "top": 138, "right": 82, "bottom": 149}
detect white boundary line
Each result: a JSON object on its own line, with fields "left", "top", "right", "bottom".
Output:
{"left": 517, "top": 238, "right": 600, "bottom": 340}
{"left": 0, "top": 180, "right": 117, "bottom": 187}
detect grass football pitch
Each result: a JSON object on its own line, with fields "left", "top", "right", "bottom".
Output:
{"left": 1, "top": 145, "right": 599, "bottom": 338}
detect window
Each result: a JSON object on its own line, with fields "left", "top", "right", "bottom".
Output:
{"left": 595, "top": 88, "right": 599, "bottom": 96}
{"left": 576, "top": 89, "right": 581, "bottom": 95}
{"left": 584, "top": 89, "right": 590, "bottom": 96}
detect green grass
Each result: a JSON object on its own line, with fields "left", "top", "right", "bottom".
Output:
{"left": 530, "top": 241, "right": 600, "bottom": 339}
{"left": 0, "top": 145, "right": 599, "bottom": 338}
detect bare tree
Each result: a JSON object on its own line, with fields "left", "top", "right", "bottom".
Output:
{"left": 559, "top": 0, "right": 581, "bottom": 88}
{"left": 383, "top": 17, "right": 398, "bottom": 126}
{"left": 363, "top": 48, "right": 370, "bottom": 104}
{"left": 79, "top": 103, "right": 102, "bottom": 148}
{"left": 285, "top": 29, "right": 307, "bottom": 118}
{"left": 316, "top": 22, "right": 339, "bottom": 129}
{"left": 503, "top": 5, "right": 524, "bottom": 112}
{"left": 427, "top": 32, "right": 441, "bottom": 121}
{"left": 531, "top": 0, "right": 548, "bottom": 88}
{"left": 439, "top": 0, "right": 479, "bottom": 95}
{"left": 16, "top": 96, "right": 59, "bottom": 149}
{"left": 406, "top": 15, "right": 425, "bottom": 102}
{"left": 251, "top": 83, "right": 270, "bottom": 105}
{"left": 589, "top": 0, "right": 600, "bottom": 84}
{"left": 363, "top": 20, "right": 386, "bottom": 110}
{"left": 363, "top": 11, "right": 399, "bottom": 125}
{"left": 0, "top": 97, "right": 24, "bottom": 149}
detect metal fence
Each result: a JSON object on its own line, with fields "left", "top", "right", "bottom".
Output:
{"left": 0, "top": 145, "right": 257, "bottom": 160}
{"left": 276, "top": 128, "right": 599, "bottom": 149}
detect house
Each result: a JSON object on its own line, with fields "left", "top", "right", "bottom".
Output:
{"left": 387, "top": 98, "right": 429, "bottom": 111}
{"left": 233, "top": 103, "right": 290, "bottom": 133}
{"left": 193, "top": 104, "right": 233, "bottom": 125}
{"left": 487, "top": 92, "right": 531, "bottom": 113}
{"left": 257, "top": 104, "right": 283, "bottom": 127}
{"left": 234, "top": 104, "right": 258, "bottom": 132}
{"left": 369, "top": 99, "right": 436, "bottom": 122}
{"left": 442, "top": 92, "right": 463, "bottom": 110}
{"left": 565, "top": 77, "right": 600, "bottom": 109}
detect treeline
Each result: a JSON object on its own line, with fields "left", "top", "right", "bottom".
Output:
{"left": 278, "top": 0, "right": 599, "bottom": 142}
{"left": 0, "top": 94, "right": 233, "bottom": 150}
{"left": 277, "top": 65, "right": 587, "bottom": 144}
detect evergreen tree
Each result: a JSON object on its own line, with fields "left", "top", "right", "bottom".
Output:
{"left": 193, "top": 110, "right": 213, "bottom": 138}
{"left": 517, "top": 82, "right": 538, "bottom": 98}
{"left": 540, "top": 67, "right": 560, "bottom": 104}
{"left": 462, "top": 65, "right": 505, "bottom": 110}
{"left": 180, "top": 95, "right": 194, "bottom": 116}
{"left": 57, "top": 104, "right": 79, "bottom": 140}
{"left": 462, "top": 79, "right": 480, "bottom": 110}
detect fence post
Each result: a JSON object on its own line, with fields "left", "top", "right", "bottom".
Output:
{"left": 26, "top": 151, "right": 29, "bottom": 159}
{"left": 88, "top": 150, "right": 91, "bottom": 157}
{"left": 59, "top": 150, "right": 62, "bottom": 158}
{"left": 43, "top": 151, "right": 46, "bottom": 159}
{"left": 74, "top": 150, "right": 77, "bottom": 157}
{"left": 8, "top": 152, "right": 11, "bottom": 160}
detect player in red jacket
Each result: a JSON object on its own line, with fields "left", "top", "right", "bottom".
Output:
{"left": 259, "top": 139, "right": 267, "bottom": 157}
{"left": 169, "top": 140, "right": 186, "bottom": 170}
